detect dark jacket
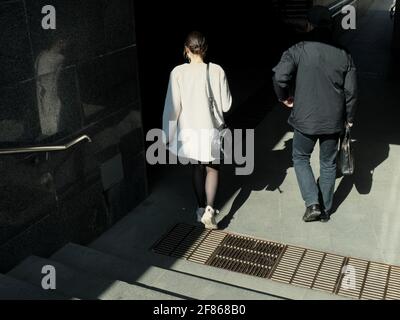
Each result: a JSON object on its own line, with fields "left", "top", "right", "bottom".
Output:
{"left": 273, "top": 37, "right": 358, "bottom": 135}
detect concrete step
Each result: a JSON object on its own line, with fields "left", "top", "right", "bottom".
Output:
{"left": 7, "top": 255, "right": 181, "bottom": 300}
{"left": 51, "top": 243, "right": 280, "bottom": 300}
{"left": 0, "top": 274, "right": 68, "bottom": 300}
{"left": 90, "top": 240, "right": 349, "bottom": 300}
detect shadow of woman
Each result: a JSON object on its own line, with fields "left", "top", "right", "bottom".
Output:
{"left": 218, "top": 138, "right": 293, "bottom": 230}
{"left": 332, "top": 139, "right": 390, "bottom": 215}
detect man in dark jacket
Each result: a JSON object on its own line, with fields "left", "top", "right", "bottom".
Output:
{"left": 273, "top": 6, "right": 358, "bottom": 222}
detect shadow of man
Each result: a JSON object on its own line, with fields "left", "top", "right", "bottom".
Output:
{"left": 332, "top": 139, "right": 390, "bottom": 215}
{"left": 218, "top": 138, "right": 293, "bottom": 230}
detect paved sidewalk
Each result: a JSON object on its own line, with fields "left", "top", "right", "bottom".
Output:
{"left": 217, "top": 0, "right": 400, "bottom": 265}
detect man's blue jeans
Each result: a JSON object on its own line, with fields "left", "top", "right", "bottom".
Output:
{"left": 293, "top": 130, "right": 340, "bottom": 213}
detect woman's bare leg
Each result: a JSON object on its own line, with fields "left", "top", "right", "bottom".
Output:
{"left": 205, "top": 165, "right": 220, "bottom": 208}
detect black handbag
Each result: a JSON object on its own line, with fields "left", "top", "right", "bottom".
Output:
{"left": 338, "top": 124, "right": 355, "bottom": 176}
{"left": 206, "top": 63, "right": 229, "bottom": 160}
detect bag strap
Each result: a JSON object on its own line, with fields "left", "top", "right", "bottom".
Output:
{"left": 206, "top": 64, "right": 216, "bottom": 111}
{"left": 207, "top": 63, "right": 225, "bottom": 127}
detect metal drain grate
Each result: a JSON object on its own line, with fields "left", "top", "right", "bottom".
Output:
{"left": 152, "top": 224, "right": 226, "bottom": 264}
{"left": 271, "top": 247, "right": 347, "bottom": 293}
{"left": 206, "top": 234, "right": 286, "bottom": 278}
{"left": 152, "top": 224, "right": 400, "bottom": 300}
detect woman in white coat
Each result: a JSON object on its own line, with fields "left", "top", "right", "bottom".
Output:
{"left": 162, "top": 31, "right": 232, "bottom": 230}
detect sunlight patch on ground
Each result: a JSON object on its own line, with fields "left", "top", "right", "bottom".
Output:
{"left": 377, "top": 144, "right": 400, "bottom": 253}
{"left": 272, "top": 132, "right": 294, "bottom": 151}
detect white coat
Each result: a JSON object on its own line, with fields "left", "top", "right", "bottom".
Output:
{"left": 162, "top": 62, "right": 232, "bottom": 162}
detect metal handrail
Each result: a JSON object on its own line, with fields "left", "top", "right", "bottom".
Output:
{"left": 0, "top": 135, "right": 92, "bottom": 155}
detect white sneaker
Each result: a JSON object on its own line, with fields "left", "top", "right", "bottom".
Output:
{"left": 196, "top": 208, "right": 205, "bottom": 222}
{"left": 201, "top": 206, "right": 218, "bottom": 230}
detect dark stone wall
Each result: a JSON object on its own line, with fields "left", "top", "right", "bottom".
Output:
{"left": 0, "top": 0, "right": 147, "bottom": 272}
{"left": 394, "top": 1, "right": 400, "bottom": 52}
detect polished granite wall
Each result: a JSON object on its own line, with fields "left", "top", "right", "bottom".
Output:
{"left": 394, "top": 1, "right": 400, "bottom": 52}
{"left": 0, "top": 0, "right": 147, "bottom": 271}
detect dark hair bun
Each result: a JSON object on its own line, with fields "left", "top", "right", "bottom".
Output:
{"left": 185, "top": 31, "right": 208, "bottom": 58}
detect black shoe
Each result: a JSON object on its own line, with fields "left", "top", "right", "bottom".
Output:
{"left": 320, "top": 211, "right": 331, "bottom": 223}
{"left": 303, "top": 204, "right": 322, "bottom": 223}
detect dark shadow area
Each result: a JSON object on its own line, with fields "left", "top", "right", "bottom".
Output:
{"left": 219, "top": 137, "right": 293, "bottom": 230}
{"left": 216, "top": 98, "right": 293, "bottom": 229}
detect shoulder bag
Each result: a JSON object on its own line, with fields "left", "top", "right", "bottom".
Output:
{"left": 338, "top": 124, "right": 355, "bottom": 176}
{"left": 206, "top": 63, "right": 229, "bottom": 160}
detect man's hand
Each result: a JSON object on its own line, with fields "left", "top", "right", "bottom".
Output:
{"left": 347, "top": 122, "right": 354, "bottom": 128}
{"left": 281, "top": 97, "right": 294, "bottom": 108}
